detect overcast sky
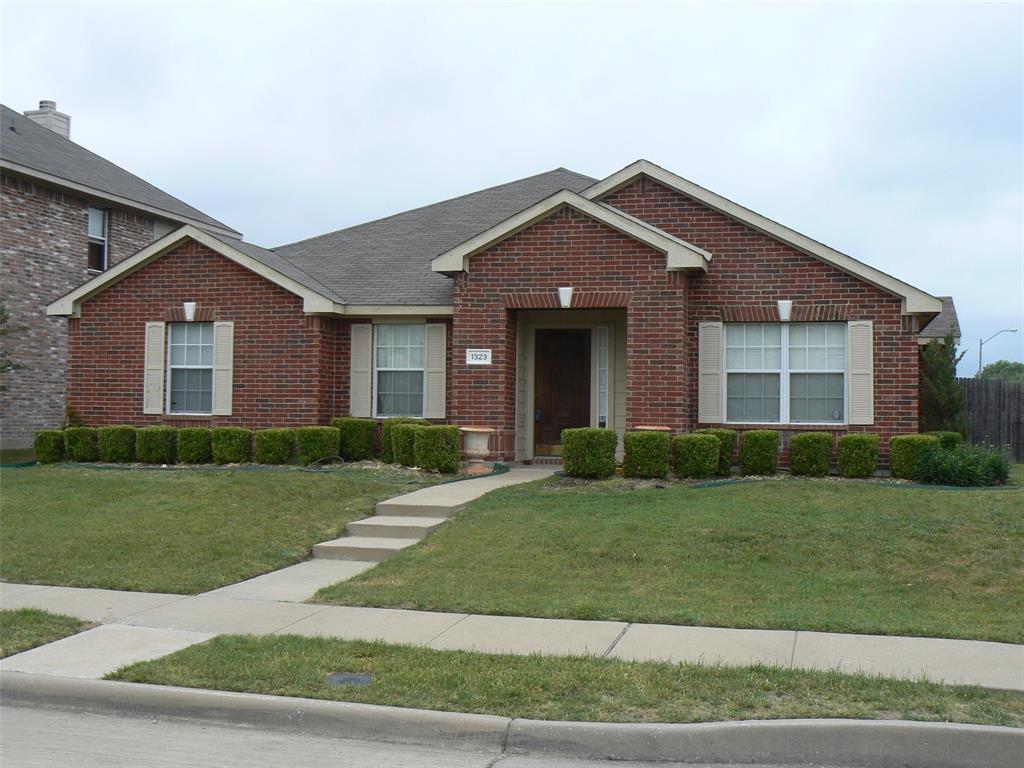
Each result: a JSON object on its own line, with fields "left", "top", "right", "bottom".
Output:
{"left": 3, "top": 1, "right": 1022, "bottom": 372}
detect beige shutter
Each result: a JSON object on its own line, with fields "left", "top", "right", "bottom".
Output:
{"left": 847, "top": 320, "right": 874, "bottom": 425}
{"left": 350, "top": 323, "right": 373, "bottom": 417}
{"left": 423, "top": 323, "right": 447, "bottom": 419}
{"left": 697, "top": 321, "right": 724, "bottom": 424}
{"left": 143, "top": 322, "right": 166, "bottom": 415}
{"left": 211, "top": 321, "right": 234, "bottom": 416}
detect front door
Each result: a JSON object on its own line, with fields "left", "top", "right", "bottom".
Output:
{"left": 534, "top": 329, "right": 591, "bottom": 455}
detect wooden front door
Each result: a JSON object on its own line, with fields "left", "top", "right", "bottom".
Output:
{"left": 534, "top": 329, "right": 591, "bottom": 455}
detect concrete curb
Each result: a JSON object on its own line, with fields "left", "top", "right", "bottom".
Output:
{"left": 3, "top": 671, "right": 1022, "bottom": 766}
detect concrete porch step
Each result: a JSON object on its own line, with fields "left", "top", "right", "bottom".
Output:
{"left": 374, "top": 500, "right": 463, "bottom": 518}
{"left": 312, "top": 536, "right": 420, "bottom": 562}
{"left": 346, "top": 516, "right": 446, "bottom": 539}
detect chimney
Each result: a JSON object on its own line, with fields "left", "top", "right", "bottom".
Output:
{"left": 23, "top": 100, "right": 70, "bottom": 139}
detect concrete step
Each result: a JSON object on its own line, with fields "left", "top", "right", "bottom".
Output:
{"left": 312, "top": 536, "right": 420, "bottom": 562}
{"left": 374, "top": 500, "right": 463, "bottom": 518}
{"left": 346, "top": 516, "right": 446, "bottom": 539}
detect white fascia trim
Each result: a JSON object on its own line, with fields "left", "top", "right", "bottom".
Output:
{"left": 46, "top": 225, "right": 344, "bottom": 317}
{"left": 583, "top": 160, "right": 942, "bottom": 315}
{"left": 429, "top": 189, "right": 710, "bottom": 274}
{"left": 341, "top": 305, "right": 454, "bottom": 317}
{"left": 1, "top": 160, "right": 242, "bottom": 239}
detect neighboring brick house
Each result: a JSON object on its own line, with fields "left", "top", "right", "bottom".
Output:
{"left": 47, "top": 159, "right": 957, "bottom": 464}
{"left": 1, "top": 101, "right": 240, "bottom": 448}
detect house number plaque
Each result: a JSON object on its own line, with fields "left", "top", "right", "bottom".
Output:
{"left": 466, "top": 349, "right": 492, "bottom": 365}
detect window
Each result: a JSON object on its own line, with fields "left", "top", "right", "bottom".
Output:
{"left": 725, "top": 323, "right": 846, "bottom": 424}
{"left": 167, "top": 323, "right": 213, "bottom": 413}
{"left": 88, "top": 207, "right": 107, "bottom": 271}
{"left": 375, "top": 324, "right": 425, "bottom": 417}
{"left": 597, "top": 326, "right": 609, "bottom": 428}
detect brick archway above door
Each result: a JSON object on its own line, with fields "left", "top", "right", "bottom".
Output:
{"left": 502, "top": 290, "right": 632, "bottom": 310}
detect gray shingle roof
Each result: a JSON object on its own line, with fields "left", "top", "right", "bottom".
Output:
{"left": 1, "top": 104, "right": 239, "bottom": 236}
{"left": 920, "top": 296, "right": 961, "bottom": 340}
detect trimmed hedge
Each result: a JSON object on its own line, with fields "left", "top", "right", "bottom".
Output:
{"left": 98, "top": 425, "right": 136, "bottom": 463}
{"left": 788, "top": 432, "right": 832, "bottom": 477}
{"left": 925, "top": 431, "right": 964, "bottom": 450}
{"left": 253, "top": 428, "right": 296, "bottom": 465}
{"left": 380, "top": 418, "right": 429, "bottom": 463}
{"left": 211, "top": 427, "right": 253, "bottom": 464}
{"left": 623, "top": 431, "right": 670, "bottom": 479}
{"left": 739, "top": 430, "right": 779, "bottom": 476}
{"left": 889, "top": 434, "right": 939, "bottom": 479}
{"left": 136, "top": 426, "right": 177, "bottom": 464}
{"left": 671, "top": 433, "right": 719, "bottom": 479}
{"left": 64, "top": 427, "right": 99, "bottom": 462}
{"left": 913, "top": 443, "right": 1010, "bottom": 487}
{"left": 333, "top": 417, "right": 377, "bottom": 461}
{"left": 177, "top": 428, "right": 212, "bottom": 464}
{"left": 34, "top": 430, "right": 65, "bottom": 464}
{"left": 297, "top": 426, "right": 340, "bottom": 465}
{"left": 414, "top": 425, "right": 461, "bottom": 473}
{"left": 837, "top": 434, "right": 879, "bottom": 478}
{"left": 391, "top": 423, "right": 425, "bottom": 467}
{"left": 693, "top": 428, "right": 736, "bottom": 475}
{"left": 562, "top": 427, "right": 617, "bottom": 479}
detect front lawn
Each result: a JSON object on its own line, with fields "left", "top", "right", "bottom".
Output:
{"left": 0, "top": 464, "right": 435, "bottom": 594}
{"left": 317, "top": 475, "right": 1024, "bottom": 643}
{"left": 109, "top": 635, "right": 1024, "bottom": 727}
{"left": 0, "top": 608, "right": 91, "bottom": 658}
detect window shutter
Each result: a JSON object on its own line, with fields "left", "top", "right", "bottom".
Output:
{"left": 143, "top": 322, "right": 165, "bottom": 415}
{"left": 211, "top": 321, "right": 234, "bottom": 416}
{"left": 847, "top": 320, "right": 874, "bottom": 425}
{"left": 697, "top": 321, "right": 724, "bottom": 424}
{"left": 423, "top": 323, "right": 447, "bottom": 419}
{"left": 350, "top": 324, "right": 373, "bottom": 417}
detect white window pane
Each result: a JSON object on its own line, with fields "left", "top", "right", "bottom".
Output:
{"left": 790, "top": 348, "right": 806, "bottom": 369}
{"left": 395, "top": 325, "right": 408, "bottom": 346}
{"left": 88, "top": 207, "right": 106, "bottom": 238}
{"left": 185, "top": 346, "right": 200, "bottom": 365}
{"left": 807, "top": 325, "right": 827, "bottom": 344}
{"left": 408, "top": 325, "right": 425, "bottom": 346}
{"left": 393, "top": 346, "right": 408, "bottom": 368}
{"left": 827, "top": 324, "right": 845, "bottom": 345}
{"left": 201, "top": 324, "right": 213, "bottom": 344}
{"left": 170, "top": 345, "right": 185, "bottom": 365}
{"left": 200, "top": 346, "right": 213, "bottom": 366}
{"left": 408, "top": 346, "right": 424, "bottom": 368}
{"left": 744, "top": 348, "right": 763, "bottom": 369}
{"left": 789, "top": 324, "right": 806, "bottom": 345}
{"left": 827, "top": 349, "right": 846, "bottom": 370}
{"left": 764, "top": 346, "right": 781, "bottom": 369}
{"left": 726, "top": 326, "right": 743, "bottom": 348}
{"left": 170, "top": 324, "right": 187, "bottom": 343}
{"left": 726, "top": 348, "right": 744, "bottom": 369}
{"left": 747, "top": 325, "right": 763, "bottom": 345}
{"left": 763, "top": 324, "right": 781, "bottom": 344}
{"left": 807, "top": 347, "right": 827, "bottom": 369}
{"left": 185, "top": 324, "right": 200, "bottom": 344}
{"left": 376, "top": 348, "right": 392, "bottom": 369}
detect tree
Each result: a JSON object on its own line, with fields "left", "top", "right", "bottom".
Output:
{"left": 978, "top": 360, "right": 1024, "bottom": 384}
{"left": 919, "top": 331, "right": 965, "bottom": 433}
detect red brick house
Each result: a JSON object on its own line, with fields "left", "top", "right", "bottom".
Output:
{"left": 46, "top": 160, "right": 957, "bottom": 462}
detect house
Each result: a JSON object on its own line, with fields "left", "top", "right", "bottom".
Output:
{"left": 1, "top": 101, "right": 240, "bottom": 448}
{"left": 45, "top": 159, "right": 957, "bottom": 463}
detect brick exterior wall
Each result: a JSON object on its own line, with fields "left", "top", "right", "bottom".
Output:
{"left": 0, "top": 172, "right": 158, "bottom": 447}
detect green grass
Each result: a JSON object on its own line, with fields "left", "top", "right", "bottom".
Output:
{"left": 108, "top": 634, "right": 1024, "bottom": 727}
{"left": 0, "top": 608, "right": 90, "bottom": 658}
{"left": 0, "top": 464, "right": 436, "bottom": 594}
{"left": 317, "top": 474, "right": 1024, "bottom": 643}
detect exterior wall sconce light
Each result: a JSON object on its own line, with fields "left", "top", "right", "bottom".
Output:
{"left": 557, "top": 287, "right": 573, "bottom": 309}
{"left": 777, "top": 300, "right": 793, "bottom": 322}
{"left": 183, "top": 301, "right": 197, "bottom": 322}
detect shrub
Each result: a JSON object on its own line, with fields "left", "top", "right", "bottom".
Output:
{"left": 136, "top": 426, "right": 177, "bottom": 464}
{"left": 391, "top": 423, "right": 425, "bottom": 467}
{"left": 211, "top": 427, "right": 253, "bottom": 464}
{"left": 64, "top": 427, "right": 99, "bottom": 462}
{"left": 414, "top": 425, "right": 461, "bottom": 473}
{"left": 177, "top": 428, "right": 212, "bottom": 464}
{"left": 889, "top": 434, "right": 939, "bottom": 479}
{"left": 623, "top": 431, "right": 670, "bottom": 479}
{"left": 34, "top": 430, "right": 65, "bottom": 464}
{"left": 562, "top": 427, "right": 617, "bottom": 479}
{"left": 98, "top": 425, "right": 136, "bottom": 463}
{"left": 788, "top": 432, "right": 832, "bottom": 477}
{"left": 671, "top": 433, "right": 719, "bottom": 479}
{"left": 253, "top": 428, "right": 296, "bottom": 464}
{"left": 739, "top": 430, "right": 779, "bottom": 476}
{"left": 925, "top": 431, "right": 964, "bottom": 450}
{"left": 297, "top": 426, "right": 340, "bottom": 465}
{"left": 380, "top": 418, "right": 429, "bottom": 463}
{"left": 837, "top": 434, "right": 879, "bottom": 478}
{"left": 913, "top": 443, "right": 1011, "bottom": 487}
{"left": 693, "top": 428, "right": 737, "bottom": 475}
{"left": 333, "top": 417, "right": 377, "bottom": 461}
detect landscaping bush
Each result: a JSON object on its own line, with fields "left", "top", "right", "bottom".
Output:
{"left": 837, "top": 434, "right": 879, "bottom": 478}
{"left": 561, "top": 427, "right": 617, "bottom": 479}
{"left": 136, "top": 426, "right": 177, "bottom": 464}
{"left": 211, "top": 427, "right": 253, "bottom": 464}
{"left": 98, "top": 425, "right": 137, "bottom": 463}
{"left": 739, "top": 430, "right": 779, "bottom": 476}
{"left": 414, "top": 425, "right": 461, "bottom": 473}
{"left": 912, "top": 443, "right": 1011, "bottom": 487}
{"left": 333, "top": 417, "right": 377, "bottom": 461}
{"left": 788, "top": 432, "right": 832, "bottom": 478}
{"left": 391, "top": 423, "right": 425, "bottom": 467}
{"left": 380, "top": 418, "right": 429, "bottom": 463}
{"left": 253, "top": 428, "right": 296, "bottom": 464}
{"left": 623, "top": 431, "right": 670, "bottom": 479}
{"left": 693, "top": 428, "right": 737, "bottom": 475}
{"left": 33, "top": 430, "right": 65, "bottom": 464}
{"left": 925, "top": 431, "right": 964, "bottom": 450}
{"left": 177, "top": 428, "right": 212, "bottom": 464}
{"left": 889, "top": 434, "right": 939, "bottom": 479}
{"left": 671, "top": 433, "right": 719, "bottom": 479}
{"left": 296, "top": 426, "right": 341, "bottom": 465}
{"left": 64, "top": 427, "right": 99, "bottom": 462}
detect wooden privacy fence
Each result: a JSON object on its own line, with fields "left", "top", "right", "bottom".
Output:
{"left": 958, "top": 378, "right": 1024, "bottom": 461}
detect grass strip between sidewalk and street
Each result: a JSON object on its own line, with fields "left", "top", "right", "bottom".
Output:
{"left": 108, "top": 635, "right": 1024, "bottom": 728}
{"left": 0, "top": 608, "right": 92, "bottom": 658}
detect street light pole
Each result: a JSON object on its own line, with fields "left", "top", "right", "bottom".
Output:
{"left": 978, "top": 328, "right": 1019, "bottom": 375}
